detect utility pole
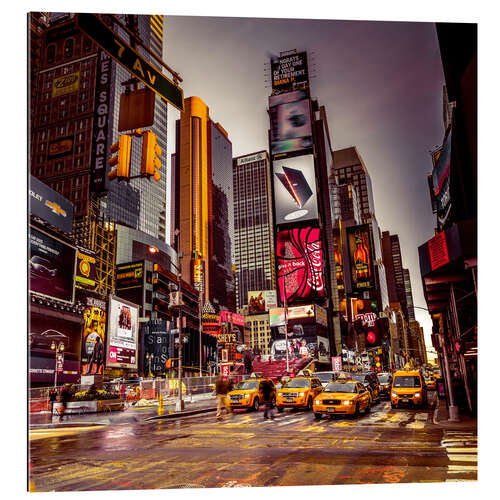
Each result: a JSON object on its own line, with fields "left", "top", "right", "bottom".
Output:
{"left": 283, "top": 279, "right": 289, "bottom": 375}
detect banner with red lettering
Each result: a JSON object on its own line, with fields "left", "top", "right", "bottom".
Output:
{"left": 276, "top": 226, "right": 326, "bottom": 304}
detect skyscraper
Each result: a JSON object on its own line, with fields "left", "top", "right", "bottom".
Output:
{"left": 100, "top": 14, "right": 168, "bottom": 241}
{"left": 30, "top": 13, "right": 169, "bottom": 242}
{"left": 232, "top": 151, "right": 275, "bottom": 311}
{"left": 173, "top": 96, "right": 234, "bottom": 310}
{"left": 403, "top": 268, "right": 416, "bottom": 321}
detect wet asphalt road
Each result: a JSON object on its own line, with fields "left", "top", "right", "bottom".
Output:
{"left": 29, "top": 393, "right": 477, "bottom": 491}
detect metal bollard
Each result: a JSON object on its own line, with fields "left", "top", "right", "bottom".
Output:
{"left": 158, "top": 393, "right": 164, "bottom": 416}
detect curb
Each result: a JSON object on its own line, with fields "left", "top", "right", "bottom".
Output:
{"left": 30, "top": 422, "right": 109, "bottom": 430}
{"left": 145, "top": 407, "right": 217, "bottom": 421}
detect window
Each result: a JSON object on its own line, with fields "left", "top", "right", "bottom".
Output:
{"left": 64, "top": 39, "right": 74, "bottom": 58}
{"left": 46, "top": 44, "right": 56, "bottom": 64}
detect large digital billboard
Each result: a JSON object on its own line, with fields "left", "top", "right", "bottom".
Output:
{"left": 81, "top": 296, "right": 107, "bottom": 375}
{"left": 29, "top": 312, "right": 81, "bottom": 384}
{"left": 29, "top": 226, "right": 76, "bottom": 304}
{"left": 142, "top": 320, "right": 174, "bottom": 375}
{"left": 269, "top": 90, "right": 313, "bottom": 156}
{"left": 273, "top": 154, "right": 318, "bottom": 224}
{"left": 106, "top": 295, "right": 139, "bottom": 369}
{"left": 347, "top": 225, "right": 375, "bottom": 292}
{"left": 276, "top": 227, "right": 326, "bottom": 304}
{"left": 271, "top": 52, "right": 309, "bottom": 94}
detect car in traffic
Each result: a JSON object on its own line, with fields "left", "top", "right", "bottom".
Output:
{"left": 29, "top": 329, "right": 69, "bottom": 350}
{"left": 313, "top": 380, "right": 371, "bottom": 419}
{"left": 377, "top": 372, "right": 392, "bottom": 398}
{"left": 391, "top": 369, "right": 427, "bottom": 408}
{"left": 315, "top": 371, "right": 352, "bottom": 388}
{"left": 424, "top": 374, "right": 437, "bottom": 390}
{"left": 350, "top": 372, "right": 381, "bottom": 403}
{"left": 227, "top": 378, "right": 275, "bottom": 411}
{"left": 276, "top": 376, "right": 323, "bottom": 412}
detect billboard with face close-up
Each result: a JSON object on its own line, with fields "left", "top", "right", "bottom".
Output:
{"left": 276, "top": 226, "right": 326, "bottom": 304}
{"left": 29, "top": 226, "right": 76, "bottom": 303}
{"left": 269, "top": 90, "right": 313, "bottom": 156}
{"left": 273, "top": 154, "right": 318, "bottom": 224}
{"left": 106, "top": 295, "right": 139, "bottom": 369}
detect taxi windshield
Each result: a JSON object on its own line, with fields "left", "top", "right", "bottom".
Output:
{"left": 393, "top": 376, "right": 421, "bottom": 388}
{"left": 324, "top": 382, "right": 357, "bottom": 393}
{"left": 284, "top": 379, "right": 310, "bottom": 389}
{"left": 316, "top": 373, "right": 335, "bottom": 382}
{"left": 234, "top": 380, "right": 258, "bottom": 390}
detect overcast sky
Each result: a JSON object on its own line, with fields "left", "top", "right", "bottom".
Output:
{"left": 162, "top": 15, "right": 447, "bottom": 347}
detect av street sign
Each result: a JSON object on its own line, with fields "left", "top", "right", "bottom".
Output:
{"left": 76, "top": 14, "right": 184, "bottom": 111}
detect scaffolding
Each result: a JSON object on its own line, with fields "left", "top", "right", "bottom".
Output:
{"left": 73, "top": 194, "right": 116, "bottom": 297}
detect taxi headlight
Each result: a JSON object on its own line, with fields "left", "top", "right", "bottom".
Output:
{"left": 414, "top": 393, "right": 421, "bottom": 398}
{"left": 277, "top": 392, "right": 283, "bottom": 397}
{"left": 299, "top": 392, "right": 305, "bottom": 397}
{"left": 315, "top": 400, "right": 321, "bottom": 405}
{"left": 342, "top": 400, "right": 353, "bottom": 405}
{"left": 391, "top": 393, "right": 397, "bottom": 398}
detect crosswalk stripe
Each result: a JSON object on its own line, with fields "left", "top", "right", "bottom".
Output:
{"left": 446, "top": 448, "right": 477, "bottom": 453}
{"left": 447, "top": 465, "right": 478, "bottom": 471}
{"left": 447, "top": 455, "right": 477, "bottom": 462}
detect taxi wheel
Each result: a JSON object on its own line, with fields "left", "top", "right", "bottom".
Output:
{"left": 391, "top": 403, "right": 397, "bottom": 409}
{"left": 252, "top": 397, "right": 260, "bottom": 412}
{"left": 277, "top": 406, "right": 284, "bottom": 413}
{"left": 314, "top": 412, "right": 322, "bottom": 420}
{"left": 353, "top": 403, "right": 360, "bottom": 418}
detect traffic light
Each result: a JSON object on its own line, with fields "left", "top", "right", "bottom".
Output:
{"left": 140, "top": 130, "right": 162, "bottom": 181}
{"left": 108, "top": 134, "right": 132, "bottom": 180}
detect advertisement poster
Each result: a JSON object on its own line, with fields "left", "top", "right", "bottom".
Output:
{"left": 29, "top": 226, "right": 76, "bottom": 303}
{"left": 270, "top": 331, "right": 330, "bottom": 363}
{"left": 29, "top": 176, "right": 74, "bottom": 234}
{"left": 269, "top": 90, "right": 313, "bottom": 155}
{"left": 29, "top": 312, "right": 81, "bottom": 384}
{"left": 75, "top": 247, "right": 96, "bottom": 291}
{"left": 52, "top": 71, "right": 80, "bottom": 97}
{"left": 80, "top": 296, "right": 107, "bottom": 375}
{"left": 142, "top": 320, "right": 173, "bottom": 375}
{"left": 248, "top": 290, "right": 277, "bottom": 313}
{"left": 431, "top": 126, "right": 452, "bottom": 230}
{"left": 273, "top": 155, "right": 318, "bottom": 224}
{"left": 276, "top": 226, "right": 326, "bottom": 304}
{"left": 106, "top": 295, "right": 139, "bottom": 368}
{"left": 347, "top": 225, "right": 375, "bottom": 292}
{"left": 271, "top": 52, "right": 309, "bottom": 94}
{"left": 218, "top": 311, "right": 245, "bottom": 344}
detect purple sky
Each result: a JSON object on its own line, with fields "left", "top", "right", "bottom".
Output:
{"left": 163, "top": 16, "right": 447, "bottom": 349}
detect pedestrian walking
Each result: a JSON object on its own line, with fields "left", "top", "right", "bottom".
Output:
{"left": 262, "top": 379, "right": 275, "bottom": 420}
{"left": 59, "top": 385, "right": 71, "bottom": 422}
{"left": 215, "top": 376, "right": 229, "bottom": 420}
{"left": 49, "top": 388, "right": 57, "bottom": 417}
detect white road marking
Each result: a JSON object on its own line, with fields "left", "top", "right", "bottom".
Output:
{"left": 446, "top": 447, "right": 477, "bottom": 453}
{"left": 447, "top": 465, "right": 478, "bottom": 471}
{"left": 447, "top": 454, "right": 477, "bottom": 462}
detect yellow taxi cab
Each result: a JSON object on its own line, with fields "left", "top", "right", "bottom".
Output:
{"left": 227, "top": 378, "right": 275, "bottom": 411}
{"left": 313, "top": 380, "right": 371, "bottom": 419}
{"left": 424, "top": 374, "right": 437, "bottom": 390}
{"left": 391, "top": 369, "right": 427, "bottom": 409}
{"left": 276, "top": 376, "right": 323, "bottom": 412}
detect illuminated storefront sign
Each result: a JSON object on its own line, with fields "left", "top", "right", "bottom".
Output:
{"left": 347, "top": 225, "right": 375, "bottom": 292}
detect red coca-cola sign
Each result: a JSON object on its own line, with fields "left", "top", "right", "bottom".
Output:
{"left": 276, "top": 227, "right": 326, "bottom": 303}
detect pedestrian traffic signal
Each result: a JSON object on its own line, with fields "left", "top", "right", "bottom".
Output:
{"left": 108, "top": 134, "right": 132, "bottom": 180}
{"left": 140, "top": 130, "right": 162, "bottom": 181}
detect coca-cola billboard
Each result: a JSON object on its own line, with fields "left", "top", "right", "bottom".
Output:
{"left": 276, "top": 226, "right": 326, "bottom": 304}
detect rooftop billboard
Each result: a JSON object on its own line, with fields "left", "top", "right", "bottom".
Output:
{"left": 271, "top": 52, "right": 309, "bottom": 94}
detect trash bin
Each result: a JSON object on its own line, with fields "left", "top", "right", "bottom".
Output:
{"left": 436, "top": 378, "right": 446, "bottom": 399}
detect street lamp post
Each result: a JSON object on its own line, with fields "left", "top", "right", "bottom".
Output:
{"left": 51, "top": 341, "right": 65, "bottom": 388}
{"left": 283, "top": 278, "right": 289, "bottom": 375}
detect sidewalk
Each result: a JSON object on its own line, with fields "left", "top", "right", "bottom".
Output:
{"left": 432, "top": 394, "right": 477, "bottom": 432}
{"left": 29, "top": 393, "right": 218, "bottom": 429}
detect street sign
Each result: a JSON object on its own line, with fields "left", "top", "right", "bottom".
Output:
{"left": 56, "top": 353, "right": 64, "bottom": 373}
{"left": 76, "top": 14, "right": 184, "bottom": 111}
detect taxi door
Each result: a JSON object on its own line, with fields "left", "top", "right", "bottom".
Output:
{"left": 358, "top": 384, "right": 370, "bottom": 409}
